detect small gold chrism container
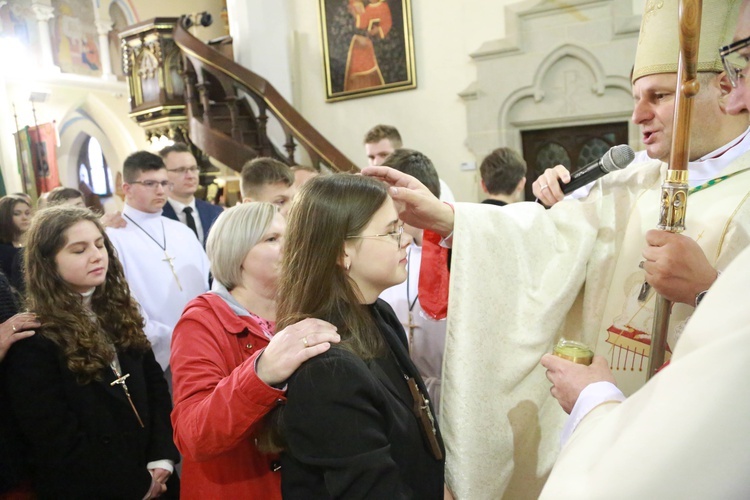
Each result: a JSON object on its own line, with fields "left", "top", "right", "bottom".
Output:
{"left": 552, "top": 339, "right": 594, "bottom": 366}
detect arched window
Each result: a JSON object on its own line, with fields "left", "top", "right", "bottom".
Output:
{"left": 78, "top": 136, "right": 113, "bottom": 196}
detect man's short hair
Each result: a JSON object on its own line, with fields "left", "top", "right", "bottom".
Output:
{"left": 158, "top": 142, "right": 191, "bottom": 158}
{"left": 47, "top": 187, "right": 84, "bottom": 206}
{"left": 122, "top": 151, "right": 165, "bottom": 183}
{"left": 383, "top": 149, "right": 441, "bottom": 198}
{"left": 480, "top": 148, "right": 527, "bottom": 195}
{"left": 240, "top": 157, "right": 294, "bottom": 199}
{"left": 364, "top": 124, "right": 402, "bottom": 148}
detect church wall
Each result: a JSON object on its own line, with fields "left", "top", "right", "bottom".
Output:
{"left": 278, "top": 0, "right": 647, "bottom": 201}
{"left": 0, "top": 0, "right": 224, "bottom": 198}
{"left": 0, "top": 0, "right": 647, "bottom": 202}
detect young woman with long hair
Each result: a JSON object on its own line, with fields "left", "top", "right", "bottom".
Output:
{"left": 170, "top": 202, "right": 339, "bottom": 499}
{"left": 0, "top": 195, "right": 32, "bottom": 290}
{"left": 273, "top": 174, "right": 445, "bottom": 498}
{"left": 2, "top": 206, "right": 179, "bottom": 498}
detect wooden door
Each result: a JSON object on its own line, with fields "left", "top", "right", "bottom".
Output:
{"left": 521, "top": 122, "right": 628, "bottom": 201}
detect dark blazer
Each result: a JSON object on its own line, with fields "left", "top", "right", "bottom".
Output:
{"left": 280, "top": 300, "right": 445, "bottom": 499}
{"left": 162, "top": 199, "right": 223, "bottom": 245}
{"left": 3, "top": 333, "right": 179, "bottom": 499}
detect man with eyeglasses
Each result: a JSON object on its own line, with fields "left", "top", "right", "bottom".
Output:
{"left": 364, "top": 1, "right": 750, "bottom": 497}
{"left": 159, "top": 143, "right": 223, "bottom": 247}
{"left": 535, "top": 8, "right": 750, "bottom": 495}
{"left": 107, "top": 151, "right": 209, "bottom": 381}
{"left": 724, "top": 2, "right": 750, "bottom": 114}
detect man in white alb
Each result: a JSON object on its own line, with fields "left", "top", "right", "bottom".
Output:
{"left": 537, "top": 9, "right": 750, "bottom": 495}
{"left": 363, "top": 1, "right": 750, "bottom": 497}
{"left": 107, "top": 151, "right": 209, "bottom": 374}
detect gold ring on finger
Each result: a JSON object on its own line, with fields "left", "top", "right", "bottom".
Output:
{"left": 302, "top": 336, "right": 309, "bottom": 348}
{"left": 541, "top": 184, "right": 550, "bottom": 191}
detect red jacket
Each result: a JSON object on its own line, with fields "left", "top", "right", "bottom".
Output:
{"left": 170, "top": 293, "right": 285, "bottom": 499}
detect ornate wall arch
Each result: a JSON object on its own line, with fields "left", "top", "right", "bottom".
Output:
{"left": 461, "top": 0, "right": 641, "bottom": 164}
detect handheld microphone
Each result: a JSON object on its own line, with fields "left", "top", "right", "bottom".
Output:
{"left": 560, "top": 145, "right": 635, "bottom": 194}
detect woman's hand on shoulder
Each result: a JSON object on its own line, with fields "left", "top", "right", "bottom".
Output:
{"left": 256, "top": 318, "right": 340, "bottom": 387}
{"left": 0, "top": 312, "right": 40, "bottom": 362}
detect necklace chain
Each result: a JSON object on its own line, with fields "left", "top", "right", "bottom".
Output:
{"left": 406, "top": 247, "right": 418, "bottom": 312}
{"left": 123, "top": 214, "right": 166, "bottom": 251}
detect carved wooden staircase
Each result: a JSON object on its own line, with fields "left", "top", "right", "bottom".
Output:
{"left": 121, "top": 17, "right": 357, "bottom": 174}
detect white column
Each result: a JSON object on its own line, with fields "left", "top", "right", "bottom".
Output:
{"left": 96, "top": 19, "right": 115, "bottom": 80}
{"left": 226, "top": 0, "right": 294, "bottom": 102}
{"left": 30, "top": 2, "right": 59, "bottom": 73}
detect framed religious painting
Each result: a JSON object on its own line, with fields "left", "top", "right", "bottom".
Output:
{"left": 318, "top": 0, "right": 417, "bottom": 102}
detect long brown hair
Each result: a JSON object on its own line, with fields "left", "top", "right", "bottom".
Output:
{"left": 24, "top": 206, "right": 150, "bottom": 383}
{"left": 259, "top": 174, "right": 390, "bottom": 453}
{"left": 276, "top": 173, "right": 389, "bottom": 360}
{"left": 0, "top": 195, "right": 31, "bottom": 244}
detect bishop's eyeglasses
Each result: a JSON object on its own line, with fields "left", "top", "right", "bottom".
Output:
{"left": 720, "top": 35, "right": 750, "bottom": 88}
{"left": 346, "top": 224, "right": 404, "bottom": 247}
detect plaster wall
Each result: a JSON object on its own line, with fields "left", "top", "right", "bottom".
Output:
{"left": 0, "top": 0, "right": 224, "bottom": 198}
{"left": 260, "top": 0, "right": 649, "bottom": 201}
{"left": 1, "top": 0, "right": 649, "bottom": 201}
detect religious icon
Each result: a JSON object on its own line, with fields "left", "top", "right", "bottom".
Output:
{"left": 318, "top": 0, "right": 416, "bottom": 102}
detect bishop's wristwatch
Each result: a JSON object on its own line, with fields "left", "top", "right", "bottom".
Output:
{"left": 695, "top": 289, "right": 709, "bottom": 307}
{"left": 695, "top": 270, "right": 721, "bottom": 307}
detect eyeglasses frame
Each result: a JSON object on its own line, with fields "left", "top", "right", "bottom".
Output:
{"left": 127, "top": 180, "right": 174, "bottom": 191}
{"left": 346, "top": 224, "right": 404, "bottom": 248}
{"left": 720, "top": 35, "right": 750, "bottom": 88}
{"left": 166, "top": 166, "right": 200, "bottom": 176}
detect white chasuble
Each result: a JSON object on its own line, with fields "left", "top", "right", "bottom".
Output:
{"left": 441, "top": 153, "right": 750, "bottom": 499}
{"left": 107, "top": 205, "right": 210, "bottom": 371}
{"left": 596, "top": 154, "right": 750, "bottom": 396}
{"left": 540, "top": 246, "right": 750, "bottom": 499}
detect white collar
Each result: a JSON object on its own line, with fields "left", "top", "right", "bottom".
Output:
{"left": 123, "top": 203, "right": 163, "bottom": 223}
{"left": 688, "top": 127, "right": 750, "bottom": 185}
{"left": 79, "top": 288, "right": 95, "bottom": 310}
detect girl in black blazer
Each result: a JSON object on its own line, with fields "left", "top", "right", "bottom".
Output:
{"left": 2, "top": 206, "right": 179, "bottom": 499}
{"left": 271, "top": 175, "right": 445, "bottom": 499}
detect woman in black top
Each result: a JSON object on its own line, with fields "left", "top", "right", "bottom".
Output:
{"left": 271, "top": 175, "right": 445, "bottom": 499}
{"left": 0, "top": 195, "right": 32, "bottom": 291}
{"left": 3, "top": 206, "right": 178, "bottom": 499}
{"left": 0, "top": 269, "right": 38, "bottom": 495}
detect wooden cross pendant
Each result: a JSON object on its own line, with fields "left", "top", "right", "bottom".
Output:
{"left": 110, "top": 371, "right": 145, "bottom": 428}
{"left": 406, "top": 311, "right": 418, "bottom": 353}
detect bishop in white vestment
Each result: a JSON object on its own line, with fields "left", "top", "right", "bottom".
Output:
{"left": 365, "top": 2, "right": 750, "bottom": 497}
{"left": 539, "top": 245, "right": 750, "bottom": 499}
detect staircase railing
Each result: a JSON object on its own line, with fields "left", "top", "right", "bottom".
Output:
{"left": 173, "top": 18, "right": 357, "bottom": 173}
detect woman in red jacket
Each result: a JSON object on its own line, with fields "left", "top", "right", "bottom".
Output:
{"left": 169, "top": 202, "right": 339, "bottom": 498}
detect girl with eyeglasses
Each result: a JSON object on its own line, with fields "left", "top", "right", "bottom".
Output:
{"left": 266, "top": 174, "right": 446, "bottom": 498}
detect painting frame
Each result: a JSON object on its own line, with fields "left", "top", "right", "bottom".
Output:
{"left": 318, "top": 0, "right": 417, "bottom": 102}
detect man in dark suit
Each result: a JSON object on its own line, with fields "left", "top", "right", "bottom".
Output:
{"left": 159, "top": 143, "right": 223, "bottom": 247}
